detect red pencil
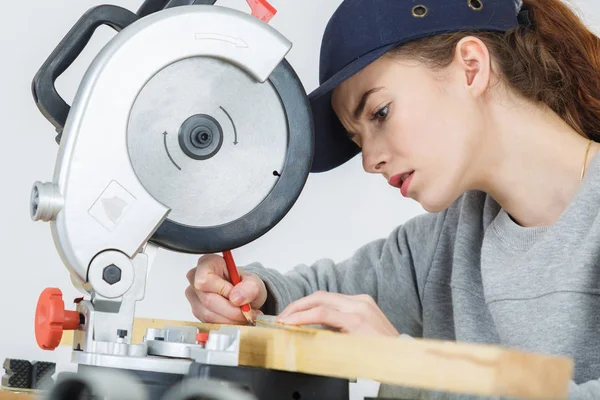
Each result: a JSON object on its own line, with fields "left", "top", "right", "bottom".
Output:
{"left": 222, "top": 250, "right": 255, "bottom": 326}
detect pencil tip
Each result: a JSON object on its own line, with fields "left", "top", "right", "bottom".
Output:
{"left": 242, "top": 310, "right": 255, "bottom": 326}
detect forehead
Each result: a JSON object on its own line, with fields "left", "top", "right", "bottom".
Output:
{"left": 334, "top": 56, "right": 393, "bottom": 98}
{"left": 331, "top": 55, "right": 441, "bottom": 112}
{"left": 331, "top": 55, "right": 409, "bottom": 114}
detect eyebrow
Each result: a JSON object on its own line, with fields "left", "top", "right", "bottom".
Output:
{"left": 353, "top": 87, "right": 384, "bottom": 119}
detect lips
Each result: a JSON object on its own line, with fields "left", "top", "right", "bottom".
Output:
{"left": 388, "top": 172, "right": 414, "bottom": 189}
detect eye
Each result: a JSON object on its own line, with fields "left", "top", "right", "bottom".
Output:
{"left": 372, "top": 104, "right": 390, "bottom": 121}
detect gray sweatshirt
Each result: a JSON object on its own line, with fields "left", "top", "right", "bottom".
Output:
{"left": 242, "top": 153, "right": 600, "bottom": 400}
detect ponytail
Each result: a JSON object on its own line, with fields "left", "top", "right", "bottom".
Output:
{"left": 390, "top": 0, "right": 600, "bottom": 140}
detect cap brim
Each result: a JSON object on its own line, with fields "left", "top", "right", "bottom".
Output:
{"left": 308, "top": 43, "right": 398, "bottom": 173}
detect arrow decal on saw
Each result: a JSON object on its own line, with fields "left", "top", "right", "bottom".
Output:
{"left": 219, "top": 106, "right": 238, "bottom": 145}
{"left": 194, "top": 33, "right": 248, "bottom": 48}
{"left": 163, "top": 131, "right": 182, "bottom": 171}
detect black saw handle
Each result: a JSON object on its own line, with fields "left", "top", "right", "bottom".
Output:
{"left": 137, "top": 0, "right": 216, "bottom": 18}
{"left": 31, "top": 5, "right": 139, "bottom": 144}
{"left": 136, "top": 0, "right": 275, "bottom": 22}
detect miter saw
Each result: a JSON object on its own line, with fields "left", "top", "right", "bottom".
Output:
{"left": 27, "top": 1, "right": 351, "bottom": 399}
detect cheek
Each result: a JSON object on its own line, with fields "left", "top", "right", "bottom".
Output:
{"left": 388, "top": 89, "right": 475, "bottom": 164}
{"left": 388, "top": 100, "right": 436, "bottom": 155}
{"left": 401, "top": 100, "right": 454, "bottom": 160}
{"left": 426, "top": 97, "right": 476, "bottom": 161}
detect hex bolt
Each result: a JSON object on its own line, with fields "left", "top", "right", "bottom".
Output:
{"left": 102, "top": 264, "right": 122, "bottom": 285}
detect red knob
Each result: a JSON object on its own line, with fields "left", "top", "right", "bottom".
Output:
{"left": 196, "top": 332, "right": 210, "bottom": 345}
{"left": 35, "top": 288, "right": 81, "bottom": 350}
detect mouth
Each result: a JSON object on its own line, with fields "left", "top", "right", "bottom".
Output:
{"left": 388, "top": 171, "right": 414, "bottom": 189}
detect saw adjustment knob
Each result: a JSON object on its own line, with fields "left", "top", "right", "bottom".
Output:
{"left": 35, "top": 288, "right": 82, "bottom": 350}
{"left": 196, "top": 332, "right": 210, "bottom": 345}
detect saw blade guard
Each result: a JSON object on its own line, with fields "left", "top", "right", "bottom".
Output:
{"left": 30, "top": 4, "right": 314, "bottom": 286}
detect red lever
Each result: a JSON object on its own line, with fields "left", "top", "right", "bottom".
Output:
{"left": 246, "top": 0, "right": 276, "bottom": 23}
{"left": 35, "top": 288, "right": 81, "bottom": 350}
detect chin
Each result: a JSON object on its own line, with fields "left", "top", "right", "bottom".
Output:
{"left": 419, "top": 201, "right": 450, "bottom": 214}
{"left": 415, "top": 190, "right": 459, "bottom": 213}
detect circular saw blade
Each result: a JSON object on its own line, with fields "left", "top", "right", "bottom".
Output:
{"left": 127, "top": 56, "right": 288, "bottom": 228}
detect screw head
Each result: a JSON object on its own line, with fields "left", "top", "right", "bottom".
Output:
{"left": 102, "top": 264, "right": 122, "bottom": 285}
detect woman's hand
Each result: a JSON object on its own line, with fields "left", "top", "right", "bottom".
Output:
{"left": 185, "top": 254, "right": 267, "bottom": 324}
{"left": 276, "top": 291, "right": 400, "bottom": 337}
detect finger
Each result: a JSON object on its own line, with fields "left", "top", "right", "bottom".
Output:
{"left": 278, "top": 306, "right": 353, "bottom": 331}
{"left": 194, "top": 269, "right": 234, "bottom": 298}
{"left": 194, "top": 306, "right": 244, "bottom": 325}
{"left": 198, "top": 291, "right": 249, "bottom": 323}
{"left": 195, "top": 254, "right": 229, "bottom": 278}
{"left": 185, "top": 286, "right": 242, "bottom": 324}
{"left": 186, "top": 286, "right": 263, "bottom": 324}
{"left": 278, "top": 291, "right": 348, "bottom": 319}
{"left": 186, "top": 267, "right": 196, "bottom": 286}
{"left": 229, "top": 273, "right": 263, "bottom": 307}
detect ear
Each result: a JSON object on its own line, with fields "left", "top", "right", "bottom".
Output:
{"left": 452, "top": 36, "right": 491, "bottom": 98}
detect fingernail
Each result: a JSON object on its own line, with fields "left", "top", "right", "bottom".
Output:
{"left": 230, "top": 292, "right": 244, "bottom": 306}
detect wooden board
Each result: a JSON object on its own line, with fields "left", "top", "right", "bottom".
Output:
{"left": 59, "top": 317, "right": 573, "bottom": 399}
{"left": 0, "top": 389, "right": 36, "bottom": 400}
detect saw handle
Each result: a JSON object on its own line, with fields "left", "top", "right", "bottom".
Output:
{"left": 138, "top": 0, "right": 276, "bottom": 23}
{"left": 31, "top": 5, "right": 139, "bottom": 144}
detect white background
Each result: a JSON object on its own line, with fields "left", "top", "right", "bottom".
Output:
{"left": 1, "top": 1, "right": 599, "bottom": 399}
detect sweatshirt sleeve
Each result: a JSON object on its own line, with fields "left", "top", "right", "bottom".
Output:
{"left": 240, "top": 210, "right": 446, "bottom": 337}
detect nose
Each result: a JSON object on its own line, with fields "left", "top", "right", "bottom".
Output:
{"left": 362, "top": 143, "right": 388, "bottom": 174}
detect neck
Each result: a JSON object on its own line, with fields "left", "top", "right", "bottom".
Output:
{"left": 472, "top": 100, "right": 598, "bottom": 228}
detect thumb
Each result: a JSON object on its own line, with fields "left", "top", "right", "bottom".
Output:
{"left": 229, "top": 285, "right": 254, "bottom": 306}
{"left": 229, "top": 276, "right": 261, "bottom": 307}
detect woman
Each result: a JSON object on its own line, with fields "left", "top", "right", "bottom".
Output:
{"left": 186, "top": 0, "right": 600, "bottom": 397}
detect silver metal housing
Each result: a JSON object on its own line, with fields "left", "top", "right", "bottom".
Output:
{"left": 40, "top": 4, "right": 291, "bottom": 285}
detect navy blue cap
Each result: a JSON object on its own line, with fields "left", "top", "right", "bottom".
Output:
{"left": 308, "top": 0, "right": 522, "bottom": 173}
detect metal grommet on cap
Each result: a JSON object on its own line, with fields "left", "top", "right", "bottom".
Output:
{"left": 412, "top": 5, "right": 428, "bottom": 18}
{"left": 468, "top": 0, "right": 483, "bottom": 11}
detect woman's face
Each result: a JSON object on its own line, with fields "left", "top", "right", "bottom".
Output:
{"left": 331, "top": 49, "right": 487, "bottom": 213}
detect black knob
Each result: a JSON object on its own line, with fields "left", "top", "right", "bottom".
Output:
{"left": 178, "top": 114, "right": 224, "bottom": 161}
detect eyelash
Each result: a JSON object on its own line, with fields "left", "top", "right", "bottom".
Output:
{"left": 371, "top": 103, "right": 391, "bottom": 122}
{"left": 346, "top": 103, "right": 391, "bottom": 146}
